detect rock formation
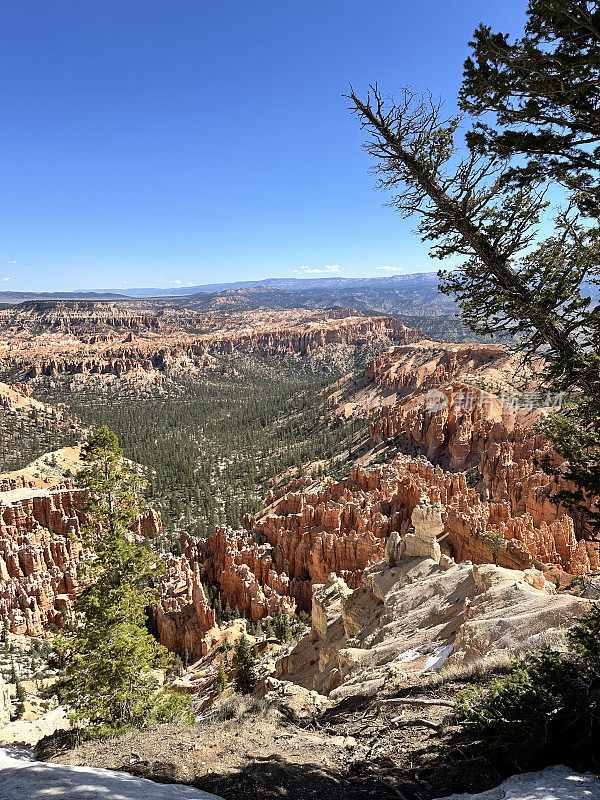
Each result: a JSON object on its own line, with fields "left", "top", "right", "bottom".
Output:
{"left": 3, "top": 325, "right": 597, "bottom": 661}
{"left": 0, "top": 485, "right": 89, "bottom": 635}
{"left": 360, "top": 341, "right": 598, "bottom": 569}
{"left": 155, "top": 555, "right": 217, "bottom": 659}
{"left": 0, "top": 382, "right": 44, "bottom": 412}
{"left": 277, "top": 555, "right": 593, "bottom": 697}
{"left": 157, "top": 426, "right": 598, "bottom": 653}
{"left": 404, "top": 504, "right": 443, "bottom": 560}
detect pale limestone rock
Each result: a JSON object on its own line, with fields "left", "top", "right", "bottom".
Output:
{"left": 385, "top": 531, "right": 402, "bottom": 565}
{"left": 278, "top": 558, "right": 592, "bottom": 696}
{"left": 310, "top": 575, "right": 352, "bottom": 642}
{"left": 523, "top": 566, "right": 556, "bottom": 593}
{"left": 406, "top": 504, "right": 443, "bottom": 561}
{"left": 523, "top": 567, "right": 546, "bottom": 590}
{"left": 0, "top": 706, "right": 68, "bottom": 747}
{"left": 440, "top": 554, "right": 455, "bottom": 570}
{"left": 259, "top": 678, "right": 330, "bottom": 720}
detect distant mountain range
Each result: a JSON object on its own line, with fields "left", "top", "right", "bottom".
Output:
{"left": 0, "top": 273, "right": 455, "bottom": 316}
{"left": 121, "top": 272, "right": 446, "bottom": 297}
{"left": 1, "top": 273, "right": 521, "bottom": 342}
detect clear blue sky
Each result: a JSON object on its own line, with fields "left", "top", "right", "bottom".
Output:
{"left": 2, "top": 0, "right": 526, "bottom": 292}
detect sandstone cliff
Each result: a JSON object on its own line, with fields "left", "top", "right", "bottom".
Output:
{"left": 0, "top": 382, "right": 44, "bottom": 412}
{"left": 359, "top": 342, "right": 597, "bottom": 570}
{"left": 153, "top": 332, "right": 599, "bottom": 654}
{"left": 155, "top": 554, "right": 217, "bottom": 659}
{"left": 158, "top": 435, "right": 598, "bottom": 656}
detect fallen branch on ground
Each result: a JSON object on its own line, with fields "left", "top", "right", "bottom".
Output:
{"left": 376, "top": 697, "right": 453, "bottom": 708}
{"left": 390, "top": 716, "right": 441, "bottom": 730}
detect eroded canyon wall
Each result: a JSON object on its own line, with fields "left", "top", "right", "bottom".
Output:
{"left": 0, "top": 484, "right": 88, "bottom": 636}
{"left": 2, "top": 334, "right": 597, "bottom": 661}
{"left": 0, "top": 309, "right": 422, "bottom": 380}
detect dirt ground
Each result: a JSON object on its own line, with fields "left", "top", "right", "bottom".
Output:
{"left": 41, "top": 683, "right": 508, "bottom": 800}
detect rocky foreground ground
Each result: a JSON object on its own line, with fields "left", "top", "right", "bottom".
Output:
{"left": 3, "top": 744, "right": 600, "bottom": 800}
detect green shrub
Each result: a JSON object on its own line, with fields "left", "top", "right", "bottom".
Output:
{"left": 455, "top": 606, "right": 600, "bottom": 770}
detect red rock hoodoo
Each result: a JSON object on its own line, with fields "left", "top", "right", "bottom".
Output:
{"left": 0, "top": 485, "right": 89, "bottom": 636}
{"left": 0, "top": 479, "right": 163, "bottom": 637}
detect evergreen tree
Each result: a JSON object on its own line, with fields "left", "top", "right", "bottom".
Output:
{"left": 170, "top": 654, "right": 184, "bottom": 678}
{"left": 455, "top": 604, "right": 600, "bottom": 769}
{"left": 348, "top": 5, "right": 600, "bottom": 540}
{"left": 55, "top": 426, "right": 192, "bottom": 737}
{"left": 460, "top": 1, "right": 600, "bottom": 217}
{"left": 272, "top": 609, "right": 293, "bottom": 643}
{"left": 233, "top": 634, "right": 257, "bottom": 694}
{"left": 214, "top": 667, "right": 228, "bottom": 694}
{"left": 349, "top": 3, "right": 600, "bottom": 768}
{"left": 483, "top": 530, "right": 508, "bottom": 566}
{"left": 14, "top": 679, "right": 26, "bottom": 720}
{"left": 213, "top": 593, "right": 223, "bottom": 624}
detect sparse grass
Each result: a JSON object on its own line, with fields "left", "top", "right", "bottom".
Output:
{"left": 212, "top": 694, "right": 273, "bottom": 723}
{"left": 422, "top": 628, "right": 570, "bottom": 688}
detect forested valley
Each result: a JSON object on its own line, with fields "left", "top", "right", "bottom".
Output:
{"left": 28, "top": 352, "right": 368, "bottom": 547}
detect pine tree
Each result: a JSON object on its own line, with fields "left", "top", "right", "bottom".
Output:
{"left": 55, "top": 426, "right": 192, "bottom": 737}
{"left": 460, "top": 1, "right": 600, "bottom": 218}
{"left": 171, "top": 654, "right": 184, "bottom": 678}
{"left": 348, "top": 4, "right": 600, "bottom": 763}
{"left": 233, "top": 634, "right": 257, "bottom": 694}
{"left": 348, "top": 14, "right": 600, "bottom": 540}
{"left": 272, "top": 609, "right": 293, "bottom": 643}
{"left": 483, "top": 530, "right": 508, "bottom": 567}
{"left": 214, "top": 667, "right": 228, "bottom": 694}
{"left": 14, "top": 679, "right": 26, "bottom": 720}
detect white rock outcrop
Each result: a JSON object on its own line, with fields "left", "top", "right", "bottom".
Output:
{"left": 433, "top": 764, "right": 600, "bottom": 799}
{"left": 277, "top": 556, "right": 592, "bottom": 696}
{"left": 405, "top": 504, "right": 443, "bottom": 561}
{"left": 0, "top": 706, "right": 69, "bottom": 747}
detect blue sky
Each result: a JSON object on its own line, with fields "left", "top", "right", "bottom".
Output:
{"left": 2, "top": 1, "right": 526, "bottom": 292}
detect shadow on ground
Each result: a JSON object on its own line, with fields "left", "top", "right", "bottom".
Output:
{"left": 193, "top": 754, "right": 397, "bottom": 800}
